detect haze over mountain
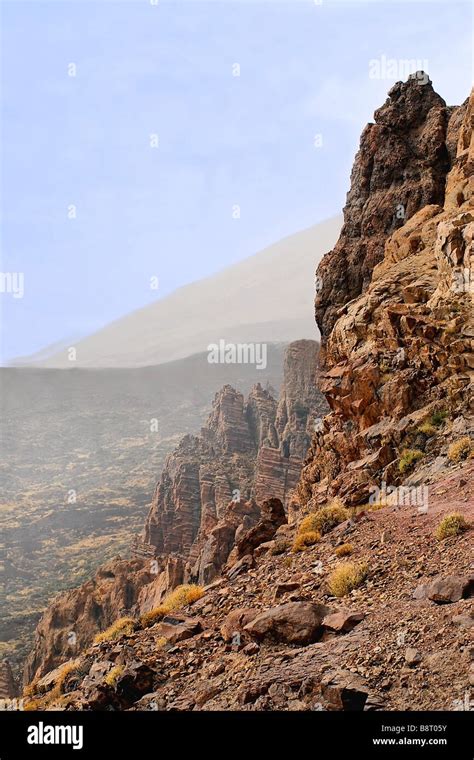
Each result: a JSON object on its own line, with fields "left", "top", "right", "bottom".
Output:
{"left": 11, "top": 216, "right": 341, "bottom": 369}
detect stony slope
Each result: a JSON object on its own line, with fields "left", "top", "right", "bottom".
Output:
{"left": 22, "top": 460, "right": 473, "bottom": 712}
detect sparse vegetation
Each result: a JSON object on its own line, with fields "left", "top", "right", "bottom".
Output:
{"left": 300, "top": 500, "right": 350, "bottom": 536}
{"left": 399, "top": 448, "right": 424, "bottom": 474}
{"left": 24, "top": 660, "right": 80, "bottom": 710}
{"left": 447, "top": 436, "right": 472, "bottom": 463}
{"left": 292, "top": 530, "right": 321, "bottom": 552}
{"left": 335, "top": 543, "right": 353, "bottom": 557}
{"left": 104, "top": 665, "right": 124, "bottom": 687}
{"left": 435, "top": 513, "right": 469, "bottom": 540}
{"left": 417, "top": 422, "right": 437, "bottom": 437}
{"left": 269, "top": 538, "right": 290, "bottom": 555}
{"left": 139, "top": 584, "right": 205, "bottom": 628}
{"left": 431, "top": 410, "right": 448, "bottom": 427}
{"left": 291, "top": 500, "right": 350, "bottom": 552}
{"left": 328, "top": 561, "right": 368, "bottom": 597}
{"left": 93, "top": 617, "right": 136, "bottom": 645}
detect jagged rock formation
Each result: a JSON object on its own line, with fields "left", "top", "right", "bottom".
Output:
{"left": 297, "top": 78, "right": 473, "bottom": 509}
{"left": 316, "top": 74, "right": 453, "bottom": 342}
{"left": 143, "top": 339, "right": 326, "bottom": 560}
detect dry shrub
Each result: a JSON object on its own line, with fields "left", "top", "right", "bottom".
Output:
{"left": 298, "top": 500, "right": 350, "bottom": 537}
{"left": 328, "top": 561, "right": 368, "bottom": 598}
{"left": 417, "top": 422, "right": 437, "bottom": 437}
{"left": 335, "top": 543, "right": 353, "bottom": 558}
{"left": 292, "top": 530, "right": 321, "bottom": 552}
{"left": 104, "top": 665, "right": 124, "bottom": 687}
{"left": 93, "top": 617, "right": 136, "bottom": 645}
{"left": 139, "top": 584, "right": 205, "bottom": 628}
{"left": 399, "top": 448, "right": 424, "bottom": 474}
{"left": 435, "top": 512, "right": 469, "bottom": 540}
{"left": 447, "top": 437, "right": 472, "bottom": 463}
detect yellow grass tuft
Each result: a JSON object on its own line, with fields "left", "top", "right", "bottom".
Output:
{"left": 93, "top": 617, "right": 136, "bottom": 645}
{"left": 399, "top": 448, "right": 424, "bottom": 474}
{"left": 292, "top": 530, "right": 321, "bottom": 552}
{"left": 301, "top": 501, "right": 350, "bottom": 536}
{"left": 139, "top": 584, "right": 205, "bottom": 628}
{"left": 328, "top": 561, "right": 368, "bottom": 598}
{"left": 104, "top": 665, "right": 124, "bottom": 687}
{"left": 335, "top": 543, "right": 353, "bottom": 558}
{"left": 435, "top": 512, "right": 469, "bottom": 540}
{"left": 417, "top": 422, "right": 437, "bottom": 437}
{"left": 447, "top": 436, "right": 472, "bottom": 463}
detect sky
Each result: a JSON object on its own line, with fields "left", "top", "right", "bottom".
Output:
{"left": 0, "top": 0, "right": 472, "bottom": 363}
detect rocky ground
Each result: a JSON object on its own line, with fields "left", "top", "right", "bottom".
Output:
{"left": 24, "top": 458, "right": 472, "bottom": 712}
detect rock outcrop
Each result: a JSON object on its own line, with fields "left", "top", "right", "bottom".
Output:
{"left": 297, "top": 78, "right": 473, "bottom": 509}
{"left": 144, "top": 339, "right": 326, "bottom": 557}
{"left": 0, "top": 660, "right": 19, "bottom": 700}
{"left": 23, "top": 558, "right": 153, "bottom": 685}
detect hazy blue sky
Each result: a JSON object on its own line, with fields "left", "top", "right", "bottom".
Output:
{"left": 1, "top": 0, "right": 472, "bottom": 363}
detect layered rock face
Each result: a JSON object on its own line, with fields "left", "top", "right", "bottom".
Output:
{"left": 143, "top": 339, "right": 327, "bottom": 560}
{"left": 297, "top": 79, "right": 473, "bottom": 509}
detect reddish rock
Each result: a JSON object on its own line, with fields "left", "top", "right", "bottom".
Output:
{"left": 220, "top": 608, "right": 258, "bottom": 643}
{"left": 414, "top": 574, "right": 474, "bottom": 604}
{"left": 243, "top": 602, "right": 332, "bottom": 645}
{"left": 320, "top": 669, "right": 369, "bottom": 711}
{"left": 322, "top": 610, "right": 365, "bottom": 633}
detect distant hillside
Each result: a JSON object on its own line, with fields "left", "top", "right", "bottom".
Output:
{"left": 0, "top": 345, "right": 286, "bottom": 671}
{"left": 11, "top": 216, "right": 341, "bottom": 368}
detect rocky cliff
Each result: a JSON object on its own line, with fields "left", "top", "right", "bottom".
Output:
{"left": 297, "top": 77, "right": 473, "bottom": 510}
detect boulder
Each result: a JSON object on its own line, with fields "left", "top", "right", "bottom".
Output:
{"left": 220, "top": 608, "right": 258, "bottom": 643}
{"left": 234, "top": 498, "right": 287, "bottom": 558}
{"left": 320, "top": 668, "right": 369, "bottom": 711}
{"left": 405, "top": 647, "right": 422, "bottom": 666}
{"left": 322, "top": 610, "right": 365, "bottom": 633}
{"left": 115, "top": 661, "right": 155, "bottom": 704}
{"left": 243, "top": 601, "right": 332, "bottom": 645}
{"left": 273, "top": 582, "right": 300, "bottom": 601}
{"left": 414, "top": 575, "right": 474, "bottom": 604}
{"left": 153, "top": 616, "right": 203, "bottom": 644}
